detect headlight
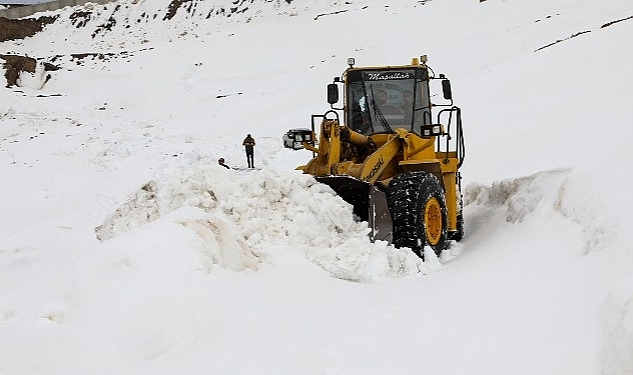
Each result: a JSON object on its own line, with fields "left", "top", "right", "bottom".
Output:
{"left": 421, "top": 124, "right": 443, "bottom": 137}
{"left": 282, "top": 128, "right": 315, "bottom": 150}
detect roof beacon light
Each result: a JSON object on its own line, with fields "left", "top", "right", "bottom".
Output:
{"left": 347, "top": 57, "right": 355, "bottom": 67}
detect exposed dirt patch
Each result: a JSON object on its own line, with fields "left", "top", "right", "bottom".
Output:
{"left": 0, "top": 54, "right": 36, "bottom": 88}
{"left": 0, "top": 16, "right": 57, "bottom": 42}
{"left": 0, "top": 16, "right": 59, "bottom": 88}
{"left": 69, "top": 10, "right": 92, "bottom": 28}
{"left": 163, "top": 0, "right": 192, "bottom": 21}
{"left": 0, "top": 54, "right": 60, "bottom": 88}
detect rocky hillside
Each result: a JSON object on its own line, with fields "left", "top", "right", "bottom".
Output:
{"left": 0, "top": 16, "right": 57, "bottom": 42}
{"left": 0, "top": 0, "right": 359, "bottom": 88}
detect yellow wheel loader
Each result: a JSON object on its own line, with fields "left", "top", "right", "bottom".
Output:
{"left": 282, "top": 56, "right": 465, "bottom": 258}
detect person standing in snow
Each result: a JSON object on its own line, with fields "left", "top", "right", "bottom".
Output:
{"left": 242, "top": 134, "right": 256, "bottom": 168}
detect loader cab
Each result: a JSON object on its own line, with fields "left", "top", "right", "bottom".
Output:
{"left": 344, "top": 66, "right": 433, "bottom": 136}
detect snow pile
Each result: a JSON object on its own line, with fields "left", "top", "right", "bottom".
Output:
{"left": 464, "top": 169, "right": 570, "bottom": 224}
{"left": 15, "top": 63, "right": 50, "bottom": 90}
{"left": 96, "top": 164, "right": 425, "bottom": 280}
{"left": 464, "top": 159, "right": 633, "bottom": 255}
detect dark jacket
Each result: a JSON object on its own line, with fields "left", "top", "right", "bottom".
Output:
{"left": 242, "top": 136, "right": 256, "bottom": 153}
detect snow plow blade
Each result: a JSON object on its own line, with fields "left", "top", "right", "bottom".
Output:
{"left": 316, "top": 176, "right": 392, "bottom": 243}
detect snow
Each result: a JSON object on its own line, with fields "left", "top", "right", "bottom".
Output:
{"left": 1, "top": 0, "right": 633, "bottom": 373}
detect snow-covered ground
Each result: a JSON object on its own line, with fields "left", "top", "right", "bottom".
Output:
{"left": 1, "top": 0, "right": 633, "bottom": 373}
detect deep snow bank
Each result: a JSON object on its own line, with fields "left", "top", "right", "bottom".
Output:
{"left": 95, "top": 165, "right": 428, "bottom": 281}
{"left": 463, "top": 158, "right": 633, "bottom": 374}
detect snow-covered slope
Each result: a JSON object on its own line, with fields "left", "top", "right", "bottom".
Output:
{"left": 1, "top": 0, "right": 633, "bottom": 373}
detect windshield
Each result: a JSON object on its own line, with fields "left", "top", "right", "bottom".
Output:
{"left": 346, "top": 68, "right": 431, "bottom": 135}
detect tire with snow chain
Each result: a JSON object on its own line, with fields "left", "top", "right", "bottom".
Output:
{"left": 386, "top": 171, "right": 448, "bottom": 258}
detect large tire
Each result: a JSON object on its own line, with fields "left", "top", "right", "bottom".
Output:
{"left": 387, "top": 171, "right": 448, "bottom": 258}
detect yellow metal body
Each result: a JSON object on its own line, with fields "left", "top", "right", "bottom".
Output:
{"left": 291, "top": 56, "right": 464, "bottom": 247}
{"left": 299, "top": 121, "right": 461, "bottom": 233}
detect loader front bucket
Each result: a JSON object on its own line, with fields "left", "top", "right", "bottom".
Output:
{"left": 316, "top": 176, "right": 392, "bottom": 244}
